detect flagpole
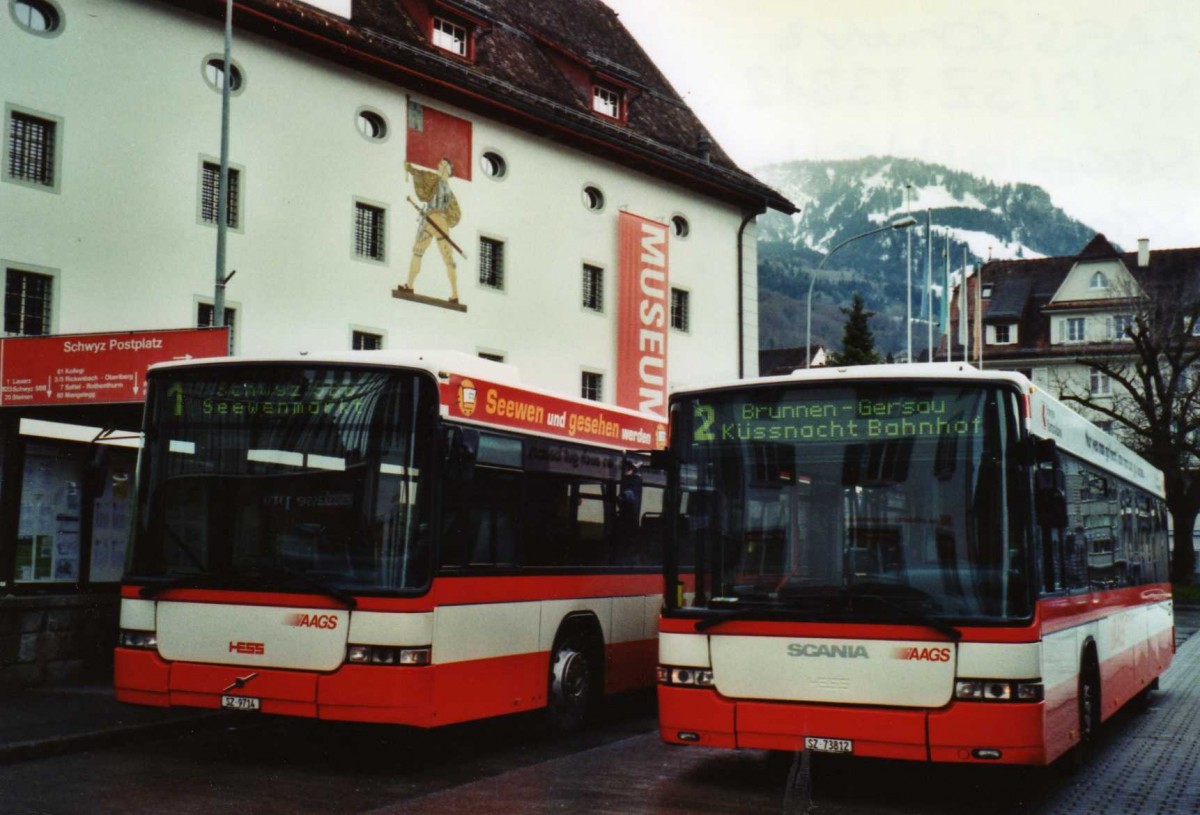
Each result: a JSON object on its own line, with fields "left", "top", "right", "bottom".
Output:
{"left": 925, "top": 210, "right": 933, "bottom": 361}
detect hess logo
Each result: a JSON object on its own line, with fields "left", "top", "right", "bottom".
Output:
{"left": 286, "top": 613, "right": 340, "bottom": 630}
{"left": 228, "top": 641, "right": 265, "bottom": 655}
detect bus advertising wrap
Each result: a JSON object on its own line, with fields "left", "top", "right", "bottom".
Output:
{"left": 616, "top": 211, "right": 669, "bottom": 418}
{"left": 442, "top": 374, "right": 665, "bottom": 450}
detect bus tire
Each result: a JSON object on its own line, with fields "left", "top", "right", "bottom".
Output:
{"left": 1069, "top": 653, "right": 1101, "bottom": 769}
{"left": 546, "top": 630, "right": 599, "bottom": 732}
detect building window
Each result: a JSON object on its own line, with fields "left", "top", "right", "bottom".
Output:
{"left": 4, "top": 268, "right": 52, "bottom": 336}
{"left": 356, "top": 109, "right": 388, "bottom": 141}
{"left": 994, "top": 324, "right": 1011, "bottom": 344}
{"left": 6, "top": 109, "right": 57, "bottom": 188}
{"left": 354, "top": 202, "right": 386, "bottom": 260}
{"left": 1112, "top": 314, "right": 1133, "bottom": 340}
{"left": 11, "top": 0, "right": 61, "bottom": 35}
{"left": 582, "top": 185, "right": 605, "bottom": 212}
{"left": 592, "top": 84, "right": 622, "bottom": 119}
{"left": 479, "top": 237, "right": 505, "bottom": 290}
{"left": 670, "top": 288, "right": 690, "bottom": 332}
{"left": 197, "top": 301, "right": 236, "bottom": 349}
{"left": 671, "top": 215, "right": 690, "bottom": 238}
{"left": 200, "top": 162, "right": 240, "bottom": 228}
{"left": 480, "top": 151, "right": 507, "bottom": 179}
{"left": 980, "top": 284, "right": 993, "bottom": 299}
{"left": 1066, "top": 317, "right": 1086, "bottom": 342}
{"left": 1090, "top": 271, "right": 1109, "bottom": 290}
{"left": 203, "top": 58, "right": 243, "bottom": 93}
{"left": 479, "top": 351, "right": 505, "bottom": 363}
{"left": 581, "top": 371, "right": 603, "bottom": 402}
{"left": 582, "top": 264, "right": 603, "bottom": 312}
{"left": 432, "top": 17, "right": 468, "bottom": 57}
{"left": 1090, "top": 368, "right": 1112, "bottom": 395}
{"left": 352, "top": 330, "right": 383, "bottom": 350}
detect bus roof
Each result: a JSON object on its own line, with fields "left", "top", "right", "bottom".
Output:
{"left": 671, "top": 362, "right": 1164, "bottom": 497}
{"left": 147, "top": 349, "right": 668, "bottom": 452}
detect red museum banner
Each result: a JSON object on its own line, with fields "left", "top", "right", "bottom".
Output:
{"left": 616, "top": 211, "right": 670, "bottom": 417}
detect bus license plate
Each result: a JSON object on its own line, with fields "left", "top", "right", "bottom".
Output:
{"left": 221, "top": 695, "right": 261, "bottom": 712}
{"left": 804, "top": 737, "right": 852, "bottom": 754}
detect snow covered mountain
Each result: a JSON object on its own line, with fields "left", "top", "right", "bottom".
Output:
{"left": 756, "top": 156, "right": 1099, "bottom": 357}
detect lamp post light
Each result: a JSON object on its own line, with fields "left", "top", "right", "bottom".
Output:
{"left": 806, "top": 215, "right": 918, "bottom": 368}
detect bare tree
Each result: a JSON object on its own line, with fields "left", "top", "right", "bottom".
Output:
{"left": 1058, "top": 273, "right": 1200, "bottom": 584}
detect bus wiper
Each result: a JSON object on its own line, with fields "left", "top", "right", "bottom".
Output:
{"left": 844, "top": 585, "right": 961, "bottom": 642}
{"left": 255, "top": 565, "right": 358, "bottom": 609}
{"left": 139, "top": 571, "right": 233, "bottom": 599}
{"left": 694, "top": 603, "right": 778, "bottom": 632}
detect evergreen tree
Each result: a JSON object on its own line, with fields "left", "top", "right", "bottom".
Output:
{"left": 828, "top": 293, "right": 881, "bottom": 366}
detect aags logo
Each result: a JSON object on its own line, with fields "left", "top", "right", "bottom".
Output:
{"left": 287, "top": 613, "right": 339, "bottom": 630}
{"left": 892, "top": 646, "right": 953, "bottom": 662}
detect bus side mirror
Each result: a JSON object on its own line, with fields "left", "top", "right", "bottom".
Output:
{"left": 1035, "top": 437, "right": 1058, "bottom": 465}
{"left": 1035, "top": 468, "right": 1068, "bottom": 529}
{"left": 649, "top": 448, "right": 670, "bottom": 470}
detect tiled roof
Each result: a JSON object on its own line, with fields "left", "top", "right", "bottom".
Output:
{"left": 168, "top": 0, "right": 795, "bottom": 214}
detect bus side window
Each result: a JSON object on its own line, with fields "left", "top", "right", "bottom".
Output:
{"left": 441, "top": 466, "right": 520, "bottom": 569}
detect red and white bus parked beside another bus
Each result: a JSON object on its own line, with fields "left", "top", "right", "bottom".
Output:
{"left": 656, "top": 363, "right": 1173, "bottom": 766}
{"left": 115, "top": 351, "right": 667, "bottom": 730}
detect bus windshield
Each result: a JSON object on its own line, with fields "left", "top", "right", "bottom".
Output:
{"left": 129, "top": 364, "right": 434, "bottom": 593}
{"left": 670, "top": 381, "right": 1031, "bottom": 622}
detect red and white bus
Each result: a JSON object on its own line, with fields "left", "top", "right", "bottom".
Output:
{"left": 656, "top": 363, "right": 1173, "bottom": 765}
{"left": 115, "top": 350, "right": 668, "bottom": 729}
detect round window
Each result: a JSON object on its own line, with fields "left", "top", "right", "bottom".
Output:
{"left": 481, "top": 151, "right": 507, "bottom": 179}
{"left": 356, "top": 110, "right": 388, "bottom": 141}
{"left": 671, "top": 215, "right": 690, "bottom": 238}
{"left": 204, "top": 58, "right": 244, "bottom": 93}
{"left": 12, "top": 0, "right": 60, "bottom": 34}
{"left": 582, "top": 185, "right": 605, "bottom": 212}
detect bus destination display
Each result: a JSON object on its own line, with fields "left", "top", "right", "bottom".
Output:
{"left": 692, "top": 395, "right": 984, "bottom": 444}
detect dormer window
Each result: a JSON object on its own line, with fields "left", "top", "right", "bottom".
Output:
{"left": 432, "top": 16, "right": 469, "bottom": 57}
{"left": 592, "top": 83, "right": 623, "bottom": 120}
{"left": 980, "top": 283, "right": 993, "bottom": 299}
{"left": 1090, "top": 271, "right": 1109, "bottom": 290}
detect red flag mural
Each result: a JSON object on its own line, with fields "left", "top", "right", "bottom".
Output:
{"left": 406, "top": 101, "right": 472, "bottom": 181}
{"left": 617, "top": 212, "right": 670, "bottom": 417}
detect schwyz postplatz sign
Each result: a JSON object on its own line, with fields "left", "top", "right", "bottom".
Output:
{"left": 0, "top": 328, "right": 229, "bottom": 406}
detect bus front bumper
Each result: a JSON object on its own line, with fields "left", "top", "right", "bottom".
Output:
{"left": 115, "top": 648, "right": 437, "bottom": 727}
{"left": 658, "top": 685, "right": 1049, "bottom": 765}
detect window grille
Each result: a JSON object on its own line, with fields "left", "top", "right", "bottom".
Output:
{"left": 8, "top": 112, "right": 54, "bottom": 186}
{"left": 197, "top": 302, "right": 236, "bottom": 347}
{"left": 354, "top": 202, "right": 385, "bottom": 260}
{"left": 670, "top": 288, "right": 690, "bottom": 332}
{"left": 4, "top": 269, "right": 52, "bottom": 335}
{"left": 479, "top": 237, "right": 505, "bottom": 289}
{"left": 201, "top": 162, "right": 240, "bottom": 227}
{"left": 582, "top": 265, "right": 603, "bottom": 311}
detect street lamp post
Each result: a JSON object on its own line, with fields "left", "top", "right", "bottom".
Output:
{"left": 806, "top": 216, "right": 918, "bottom": 368}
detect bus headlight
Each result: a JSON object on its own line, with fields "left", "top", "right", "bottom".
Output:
{"left": 118, "top": 629, "right": 158, "bottom": 650}
{"left": 346, "top": 645, "right": 431, "bottom": 666}
{"left": 955, "top": 679, "right": 1043, "bottom": 702}
{"left": 656, "top": 665, "right": 714, "bottom": 687}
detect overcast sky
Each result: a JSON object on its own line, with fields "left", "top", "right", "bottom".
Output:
{"left": 602, "top": 0, "right": 1200, "bottom": 250}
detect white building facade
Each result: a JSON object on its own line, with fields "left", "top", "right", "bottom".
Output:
{"left": 0, "top": 0, "right": 793, "bottom": 687}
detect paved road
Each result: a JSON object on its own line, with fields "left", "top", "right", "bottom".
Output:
{"left": 2, "top": 608, "right": 1196, "bottom": 815}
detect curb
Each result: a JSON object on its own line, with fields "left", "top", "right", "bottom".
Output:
{"left": 0, "top": 711, "right": 230, "bottom": 765}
